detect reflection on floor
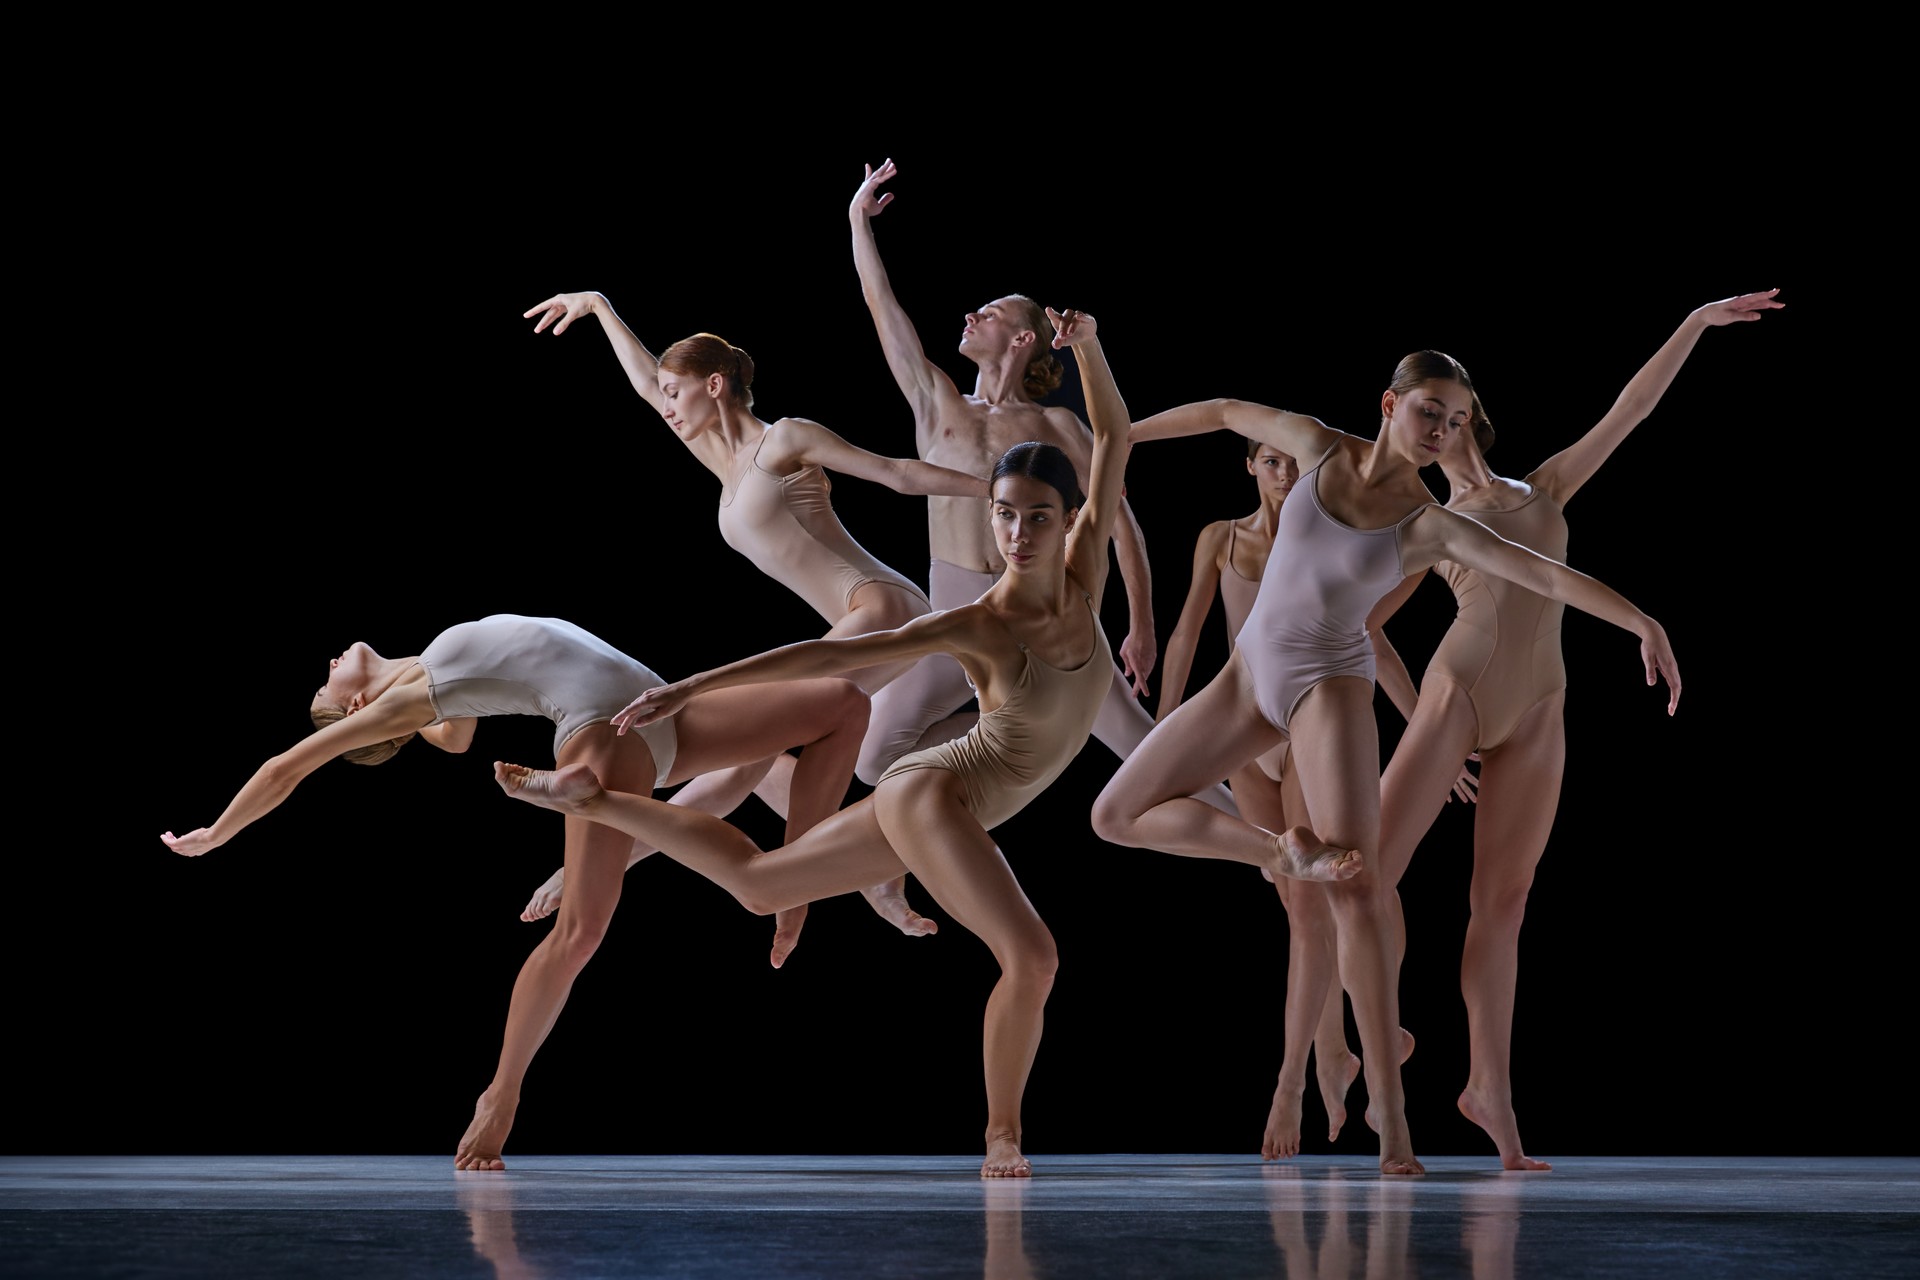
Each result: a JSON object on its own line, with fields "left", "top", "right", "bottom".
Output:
{"left": 5, "top": 1154, "right": 1916, "bottom": 1278}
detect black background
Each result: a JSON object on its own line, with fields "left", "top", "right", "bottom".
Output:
{"left": 37, "top": 104, "right": 1882, "bottom": 1163}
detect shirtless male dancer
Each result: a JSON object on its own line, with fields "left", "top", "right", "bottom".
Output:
{"left": 850, "top": 160, "right": 1234, "bottom": 800}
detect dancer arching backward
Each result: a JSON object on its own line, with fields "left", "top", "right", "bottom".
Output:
{"left": 847, "top": 161, "right": 1230, "bottom": 812}
{"left": 1090, "top": 352, "right": 1682, "bottom": 1175}
{"left": 156, "top": 614, "right": 870, "bottom": 1171}
{"left": 497, "top": 312, "right": 1232, "bottom": 1178}
{"left": 519, "top": 295, "right": 987, "bottom": 961}
{"left": 1350, "top": 289, "right": 1780, "bottom": 1171}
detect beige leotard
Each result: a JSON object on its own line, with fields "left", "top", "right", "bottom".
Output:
{"left": 877, "top": 592, "right": 1113, "bottom": 830}
{"left": 716, "top": 434, "right": 931, "bottom": 623}
{"left": 1424, "top": 483, "right": 1569, "bottom": 751}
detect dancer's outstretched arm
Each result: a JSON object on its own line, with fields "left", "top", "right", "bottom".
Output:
{"left": 522, "top": 291, "right": 732, "bottom": 475}
{"left": 1402, "top": 508, "right": 1681, "bottom": 714}
{"left": 1050, "top": 309, "right": 1134, "bottom": 613}
{"left": 761, "top": 417, "right": 987, "bottom": 498}
{"left": 614, "top": 610, "right": 997, "bottom": 733}
{"left": 848, "top": 159, "right": 963, "bottom": 454}
{"left": 159, "top": 688, "right": 434, "bottom": 857}
{"left": 1131, "top": 399, "right": 1342, "bottom": 463}
{"left": 1536, "top": 288, "right": 1782, "bottom": 505}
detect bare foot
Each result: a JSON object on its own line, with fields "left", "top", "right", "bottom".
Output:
{"left": 1317, "top": 1048, "right": 1362, "bottom": 1142}
{"left": 1262, "top": 1080, "right": 1303, "bottom": 1160}
{"left": 1458, "top": 1086, "right": 1551, "bottom": 1171}
{"left": 520, "top": 867, "right": 565, "bottom": 922}
{"left": 455, "top": 1089, "right": 517, "bottom": 1172}
{"left": 770, "top": 905, "right": 808, "bottom": 970}
{"left": 1269, "top": 826, "right": 1362, "bottom": 882}
{"left": 982, "top": 1133, "right": 1032, "bottom": 1178}
{"left": 1361, "top": 1107, "right": 1423, "bottom": 1176}
{"left": 860, "top": 877, "right": 940, "bottom": 938}
{"left": 493, "top": 761, "right": 603, "bottom": 814}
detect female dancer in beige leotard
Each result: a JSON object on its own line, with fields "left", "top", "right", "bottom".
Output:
{"left": 519, "top": 293, "right": 986, "bottom": 962}
{"left": 493, "top": 311, "right": 1247, "bottom": 1177}
{"left": 156, "top": 613, "right": 870, "bottom": 1171}
{"left": 1351, "top": 288, "right": 1781, "bottom": 1170}
{"left": 1090, "top": 352, "right": 1682, "bottom": 1174}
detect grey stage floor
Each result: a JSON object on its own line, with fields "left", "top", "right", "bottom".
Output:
{"left": 3, "top": 1154, "right": 1915, "bottom": 1278}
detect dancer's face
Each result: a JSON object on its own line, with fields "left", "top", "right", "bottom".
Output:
{"left": 656, "top": 368, "right": 724, "bottom": 440}
{"left": 991, "top": 475, "right": 1074, "bottom": 572}
{"left": 1248, "top": 445, "right": 1298, "bottom": 502}
{"left": 1383, "top": 379, "right": 1472, "bottom": 466}
{"left": 312, "top": 642, "right": 376, "bottom": 716}
{"left": 959, "top": 298, "right": 1034, "bottom": 362}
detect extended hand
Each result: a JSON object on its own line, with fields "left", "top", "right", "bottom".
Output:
{"left": 851, "top": 159, "right": 897, "bottom": 220}
{"left": 1695, "top": 287, "right": 1783, "bottom": 326}
{"left": 610, "top": 681, "right": 696, "bottom": 734}
{"left": 1119, "top": 629, "right": 1157, "bottom": 698}
{"left": 523, "top": 292, "right": 602, "bottom": 336}
{"left": 1046, "top": 307, "right": 1097, "bottom": 347}
{"left": 161, "top": 828, "right": 218, "bottom": 858}
{"left": 1642, "top": 623, "right": 1682, "bottom": 715}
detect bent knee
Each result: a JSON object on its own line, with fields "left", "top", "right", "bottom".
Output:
{"left": 550, "top": 919, "right": 612, "bottom": 968}
{"left": 1089, "top": 786, "right": 1141, "bottom": 846}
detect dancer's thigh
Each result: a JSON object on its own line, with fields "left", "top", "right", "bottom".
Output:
{"left": 1285, "top": 677, "right": 1381, "bottom": 857}
{"left": 1376, "top": 676, "right": 1481, "bottom": 888}
{"left": 667, "top": 680, "right": 863, "bottom": 785}
{"left": 872, "top": 770, "right": 1048, "bottom": 959}
{"left": 1469, "top": 691, "right": 1565, "bottom": 901}
{"left": 1101, "top": 651, "right": 1280, "bottom": 815}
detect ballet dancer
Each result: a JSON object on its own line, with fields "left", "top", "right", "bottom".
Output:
{"left": 1090, "top": 351, "right": 1682, "bottom": 1174}
{"left": 518, "top": 295, "right": 988, "bottom": 960}
{"left": 157, "top": 613, "right": 870, "bottom": 1170}
{"left": 1352, "top": 288, "right": 1781, "bottom": 1170}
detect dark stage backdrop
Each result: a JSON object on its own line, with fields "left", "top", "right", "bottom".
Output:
{"left": 48, "top": 138, "right": 1875, "bottom": 1163}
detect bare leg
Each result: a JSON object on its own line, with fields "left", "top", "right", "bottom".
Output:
{"left": 873, "top": 769, "right": 1057, "bottom": 1178}
{"left": 517, "top": 754, "right": 778, "bottom": 922}
{"left": 1286, "top": 679, "right": 1422, "bottom": 1174}
{"left": 1090, "top": 653, "right": 1361, "bottom": 884}
{"left": 1091, "top": 662, "right": 1241, "bottom": 816}
{"left": 1455, "top": 693, "right": 1563, "bottom": 1172}
{"left": 456, "top": 724, "right": 657, "bottom": 1171}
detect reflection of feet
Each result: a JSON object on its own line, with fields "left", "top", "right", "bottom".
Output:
{"left": 1317, "top": 1049, "right": 1361, "bottom": 1142}
{"left": 1269, "top": 827, "right": 1362, "bottom": 882}
{"left": 455, "top": 1089, "right": 517, "bottom": 1172}
{"left": 494, "top": 761, "right": 602, "bottom": 814}
{"left": 520, "top": 868, "right": 565, "bottom": 922}
{"left": 1458, "top": 1086, "right": 1551, "bottom": 1171}
{"left": 982, "top": 1133, "right": 1032, "bottom": 1178}
{"left": 860, "top": 878, "right": 940, "bottom": 938}
{"left": 1262, "top": 1082, "right": 1303, "bottom": 1160}
{"left": 770, "top": 905, "right": 807, "bottom": 970}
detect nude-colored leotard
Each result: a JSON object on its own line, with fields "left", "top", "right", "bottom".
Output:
{"left": 716, "top": 435, "right": 932, "bottom": 626}
{"left": 1424, "top": 483, "right": 1569, "bottom": 751}
{"left": 1238, "top": 444, "right": 1429, "bottom": 737}
{"left": 418, "top": 614, "right": 677, "bottom": 786}
{"left": 877, "top": 592, "right": 1113, "bottom": 831}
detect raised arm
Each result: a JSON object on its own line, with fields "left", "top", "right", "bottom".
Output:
{"left": 1132, "top": 399, "right": 1342, "bottom": 463}
{"left": 849, "top": 160, "right": 961, "bottom": 444}
{"left": 1156, "top": 522, "right": 1230, "bottom": 719}
{"left": 1533, "top": 288, "right": 1783, "bottom": 505}
{"left": 612, "top": 609, "right": 993, "bottom": 733}
{"left": 1052, "top": 310, "right": 1132, "bottom": 611}
{"left": 159, "top": 690, "right": 434, "bottom": 857}
{"left": 761, "top": 417, "right": 987, "bottom": 499}
{"left": 523, "top": 292, "right": 667, "bottom": 416}
{"left": 1403, "top": 507, "right": 1680, "bottom": 715}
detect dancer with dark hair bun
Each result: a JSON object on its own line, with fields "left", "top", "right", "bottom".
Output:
{"left": 494, "top": 311, "right": 1197, "bottom": 1178}
{"left": 1091, "top": 352, "right": 1683, "bottom": 1174}
{"left": 157, "top": 613, "right": 871, "bottom": 1171}
{"left": 1352, "top": 288, "right": 1781, "bottom": 1171}
{"left": 519, "top": 293, "right": 988, "bottom": 963}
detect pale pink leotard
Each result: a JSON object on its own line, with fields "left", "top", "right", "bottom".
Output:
{"left": 1236, "top": 443, "right": 1429, "bottom": 736}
